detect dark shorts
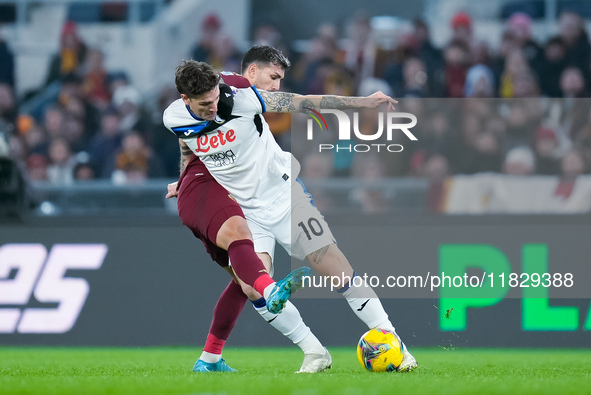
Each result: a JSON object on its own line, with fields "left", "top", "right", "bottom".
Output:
{"left": 177, "top": 154, "right": 245, "bottom": 267}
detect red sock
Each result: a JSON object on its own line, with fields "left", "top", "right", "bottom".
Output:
{"left": 253, "top": 275, "right": 274, "bottom": 296}
{"left": 208, "top": 280, "right": 248, "bottom": 343}
{"left": 227, "top": 239, "right": 274, "bottom": 295}
{"left": 203, "top": 333, "right": 226, "bottom": 355}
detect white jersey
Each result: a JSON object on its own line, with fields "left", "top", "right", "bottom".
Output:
{"left": 163, "top": 85, "right": 301, "bottom": 212}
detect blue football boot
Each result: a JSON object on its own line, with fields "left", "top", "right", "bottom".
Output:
{"left": 193, "top": 358, "right": 237, "bottom": 372}
{"left": 266, "top": 266, "right": 311, "bottom": 314}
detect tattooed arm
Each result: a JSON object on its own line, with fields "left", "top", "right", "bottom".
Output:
{"left": 258, "top": 90, "right": 398, "bottom": 113}
{"left": 178, "top": 140, "right": 193, "bottom": 174}
{"left": 166, "top": 140, "right": 193, "bottom": 199}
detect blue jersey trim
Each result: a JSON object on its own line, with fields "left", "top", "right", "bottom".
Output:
{"left": 171, "top": 123, "right": 208, "bottom": 138}
{"left": 185, "top": 105, "right": 205, "bottom": 121}
{"left": 296, "top": 178, "right": 316, "bottom": 208}
{"left": 251, "top": 86, "right": 266, "bottom": 113}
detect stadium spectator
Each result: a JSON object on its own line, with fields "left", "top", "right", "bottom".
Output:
{"left": 471, "top": 39, "right": 493, "bottom": 68}
{"left": 46, "top": 138, "right": 76, "bottom": 185}
{"left": 106, "top": 71, "right": 131, "bottom": 99}
{"left": 400, "top": 57, "right": 429, "bottom": 97}
{"left": 111, "top": 84, "right": 147, "bottom": 133}
{"left": 499, "top": 48, "right": 532, "bottom": 97}
{"left": 208, "top": 33, "right": 242, "bottom": 73}
{"left": 73, "top": 160, "right": 96, "bottom": 181}
{"left": 252, "top": 24, "right": 292, "bottom": 65}
{"left": 190, "top": 13, "right": 222, "bottom": 63}
{"left": 490, "top": 30, "right": 520, "bottom": 94}
{"left": 292, "top": 25, "right": 341, "bottom": 94}
{"left": 19, "top": 115, "right": 46, "bottom": 156}
{"left": 557, "top": 11, "right": 591, "bottom": 84}
{"left": 505, "top": 12, "right": 542, "bottom": 70}
{"left": 411, "top": 18, "right": 445, "bottom": 96}
{"left": 536, "top": 36, "right": 569, "bottom": 97}
{"left": 80, "top": 48, "right": 111, "bottom": 110}
{"left": 188, "top": 12, "right": 243, "bottom": 73}
{"left": 464, "top": 64, "right": 495, "bottom": 97}
{"left": 342, "top": 12, "right": 377, "bottom": 88}
{"left": 8, "top": 7, "right": 591, "bottom": 188}
{"left": 512, "top": 69, "right": 541, "bottom": 97}
{"left": 503, "top": 145, "right": 536, "bottom": 175}
{"left": 58, "top": 74, "right": 101, "bottom": 140}
{"left": 45, "top": 21, "right": 87, "bottom": 87}
{"left": 559, "top": 66, "right": 588, "bottom": 97}
{"left": 41, "top": 105, "right": 66, "bottom": 143}
{"left": 450, "top": 11, "right": 474, "bottom": 47}
{"left": 443, "top": 39, "right": 471, "bottom": 97}
{"left": 253, "top": 24, "right": 283, "bottom": 48}
{"left": 87, "top": 108, "right": 123, "bottom": 178}
{"left": 61, "top": 112, "right": 86, "bottom": 152}
{"left": 108, "top": 131, "right": 164, "bottom": 183}
{"left": 26, "top": 154, "right": 49, "bottom": 181}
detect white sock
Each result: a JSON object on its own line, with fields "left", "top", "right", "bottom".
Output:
{"left": 254, "top": 300, "right": 325, "bottom": 355}
{"left": 340, "top": 275, "right": 395, "bottom": 332}
{"left": 262, "top": 283, "right": 276, "bottom": 300}
{"left": 199, "top": 351, "right": 221, "bottom": 363}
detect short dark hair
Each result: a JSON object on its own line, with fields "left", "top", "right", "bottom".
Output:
{"left": 241, "top": 45, "right": 291, "bottom": 74}
{"left": 174, "top": 60, "right": 220, "bottom": 98}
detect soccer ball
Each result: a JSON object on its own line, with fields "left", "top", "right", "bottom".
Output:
{"left": 356, "top": 328, "right": 405, "bottom": 372}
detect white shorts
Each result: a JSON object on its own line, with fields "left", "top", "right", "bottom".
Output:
{"left": 246, "top": 178, "right": 335, "bottom": 262}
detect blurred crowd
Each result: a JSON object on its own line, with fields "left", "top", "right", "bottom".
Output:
{"left": 2, "top": 9, "right": 591, "bottom": 190}
{"left": 1, "top": 20, "right": 174, "bottom": 185}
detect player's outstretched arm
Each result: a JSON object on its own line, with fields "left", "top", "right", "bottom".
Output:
{"left": 258, "top": 90, "right": 398, "bottom": 113}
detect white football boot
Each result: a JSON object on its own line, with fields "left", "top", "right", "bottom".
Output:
{"left": 397, "top": 347, "right": 417, "bottom": 372}
{"left": 296, "top": 348, "right": 332, "bottom": 373}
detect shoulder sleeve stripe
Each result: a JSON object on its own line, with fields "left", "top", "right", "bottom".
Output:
{"left": 171, "top": 123, "right": 208, "bottom": 138}
{"left": 250, "top": 86, "right": 266, "bottom": 113}
{"left": 185, "top": 105, "right": 204, "bottom": 120}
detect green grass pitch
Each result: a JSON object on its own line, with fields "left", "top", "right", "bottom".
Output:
{"left": 1, "top": 347, "right": 590, "bottom": 395}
